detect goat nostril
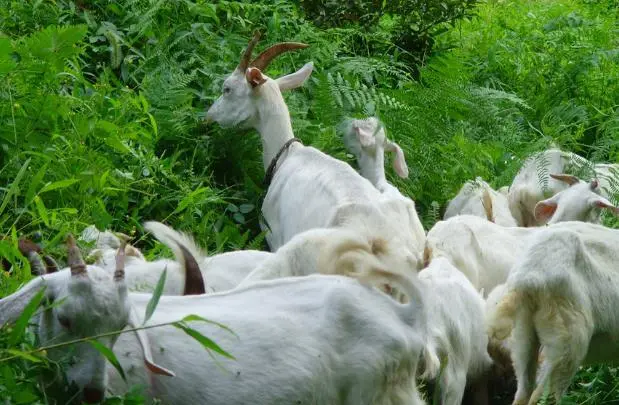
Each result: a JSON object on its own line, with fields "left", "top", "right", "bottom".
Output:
{"left": 82, "top": 387, "right": 104, "bottom": 404}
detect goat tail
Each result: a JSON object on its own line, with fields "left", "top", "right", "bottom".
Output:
{"left": 481, "top": 187, "right": 495, "bottom": 223}
{"left": 487, "top": 290, "right": 522, "bottom": 341}
{"left": 419, "top": 342, "right": 441, "bottom": 380}
{"left": 143, "top": 221, "right": 206, "bottom": 295}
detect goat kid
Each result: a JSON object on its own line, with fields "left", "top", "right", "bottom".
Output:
{"left": 488, "top": 222, "right": 619, "bottom": 405}
{"left": 342, "top": 117, "right": 426, "bottom": 255}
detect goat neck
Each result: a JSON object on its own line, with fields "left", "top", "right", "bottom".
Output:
{"left": 254, "top": 81, "right": 297, "bottom": 170}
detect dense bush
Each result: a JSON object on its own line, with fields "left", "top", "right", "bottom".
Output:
{"left": 0, "top": 0, "right": 618, "bottom": 403}
{"left": 298, "top": 0, "right": 479, "bottom": 69}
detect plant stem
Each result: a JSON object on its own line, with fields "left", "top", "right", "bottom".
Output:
{"left": 0, "top": 320, "right": 181, "bottom": 363}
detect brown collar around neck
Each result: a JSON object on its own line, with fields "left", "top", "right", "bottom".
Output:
{"left": 263, "top": 137, "right": 302, "bottom": 187}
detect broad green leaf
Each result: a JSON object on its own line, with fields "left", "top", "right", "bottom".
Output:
{"left": 88, "top": 339, "right": 126, "bottom": 381}
{"left": 173, "top": 322, "right": 235, "bottom": 360}
{"left": 9, "top": 287, "right": 46, "bottom": 346}
{"left": 33, "top": 196, "right": 49, "bottom": 227}
{"left": 39, "top": 179, "right": 79, "bottom": 194}
{"left": 143, "top": 268, "right": 166, "bottom": 325}
{"left": 5, "top": 349, "right": 43, "bottom": 363}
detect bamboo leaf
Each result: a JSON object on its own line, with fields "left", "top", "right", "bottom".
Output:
{"left": 143, "top": 268, "right": 166, "bottom": 325}
{"left": 9, "top": 286, "right": 46, "bottom": 346}
{"left": 88, "top": 339, "right": 126, "bottom": 381}
{"left": 39, "top": 179, "right": 79, "bottom": 194}
{"left": 172, "top": 322, "right": 235, "bottom": 360}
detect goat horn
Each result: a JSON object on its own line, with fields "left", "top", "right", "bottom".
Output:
{"left": 66, "top": 234, "right": 87, "bottom": 276}
{"left": 114, "top": 240, "right": 127, "bottom": 282}
{"left": 250, "top": 42, "right": 309, "bottom": 71}
{"left": 42, "top": 255, "right": 59, "bottom": 274}
{"left": 237, "top": 30, "right": 261, "bottom": 73}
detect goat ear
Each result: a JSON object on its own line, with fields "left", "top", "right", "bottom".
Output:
{"left": 550, "top": 173, "right": 580, "bottom": 186}
{"left": 246, "top": 67, "right": 267, "bottom": 88}
{"left": 591, "top": 197, "right": 619, "bottom": 216}
{"left": 275, "top": 61, "right": 313, "bottom": 91}
{"left": 385, "top": 140, "right": 409, "bottom": 178}
{"left": 127, "top": 309, "right": 176, "bottom": 377}
{"left": 534, "top": 199, "right": 558, "bottom": 222}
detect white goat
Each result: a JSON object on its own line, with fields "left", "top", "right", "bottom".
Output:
{"left": 81, "top": 224, "right": 272, "bottom": 294}
{"left": 106, "top": 225, "right": 429, "bottom": 404}
{"left": 488, "top": 222, "right": 619, "bottom": 404}
{"left": 0, "top": 236, "right": 174, "bottom": 404}
{"left": 206, "top": 33, "right": 403, "bottom": 254}
{"left": 533, "top": 174, "right": 619, "bottom": 225}
{"left": 424, "top": 215, "right": 541, "bottom": 297}
{"left": 415, "top": 257, "right": 492, "bottom": 405}
{"left": 341, "top": 117, "right": 426, "bottom": 255}
{"left": 507, "top": 148, "right": 619, "bottom": 226}
{"left": 444, "top": 177, "right": 517, "bottom": 227}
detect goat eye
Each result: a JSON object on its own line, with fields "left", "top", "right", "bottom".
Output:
{"left": 58, "top": 316, "right": 71, "bottom": 330}
{"left": 223, "top": 87, "right": 231, "bottom": 95}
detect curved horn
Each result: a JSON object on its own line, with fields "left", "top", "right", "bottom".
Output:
{"left": 114, "top": 240, "right": 127, "bottom": 282}
{"left": 66, "top": 234, "right": 86, "bottom": 276}
{"left": 237, "top": 30, "right": 261, "bottom": 73}
{"left": 250, "top": 42, "right": 309, "bottom": 71}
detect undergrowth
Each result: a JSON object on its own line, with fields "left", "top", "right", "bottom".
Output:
{"left": 0, "top": 0, "right": 618, "bottom": 403}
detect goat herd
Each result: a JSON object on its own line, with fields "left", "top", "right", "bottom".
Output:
{"left": 1, "top": 32, "right": 619, "bottom": 405}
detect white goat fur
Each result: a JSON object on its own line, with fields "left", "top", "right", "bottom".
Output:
{"left": 424, "top": 215, "right": 541, "bottom": 297}
{"left": 206, "top": 43, "right": 416, "bottom": 256}
{"left": 444, "top": 177, "right": 517, "bottom": 227}
{"left": 508, "top": 148, "right": 619, "bottom": 226}
{"left": 107, "top": 274, "right": 429, "bottom": 404}
{"left": 81, "top": 225, "right": 272, "bottom": 294}
{"left": 488, "top": 222, "right": 619, "bottom": 404}
{"left": 237, "top": 224, "right": 420, "bottom": 299}
{"left": 416, "top": 258, "right": 492, "bottom": 405}
{"left": 341, "top": 117, "right": 426, "bottom": 254}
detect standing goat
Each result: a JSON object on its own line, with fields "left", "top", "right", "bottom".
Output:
{"left": 206, "top": 33, "right": 406, "bottom": 256}
{"left": 107, "top": 265, "right": 429, "bottom": 404}
{"left": 488, "top": 222, "right": 619, "bottom": 404}
{"left": 341, "top": 117, "right": 426, "bottom": 255}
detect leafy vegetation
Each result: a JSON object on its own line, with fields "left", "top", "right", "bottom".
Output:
{"left": 0, "top": 0, "right": 618, "bottom": 403}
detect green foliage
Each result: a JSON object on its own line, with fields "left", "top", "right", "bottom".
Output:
{"left": 0, "top": 0, "right": 618, "bottom": 403}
